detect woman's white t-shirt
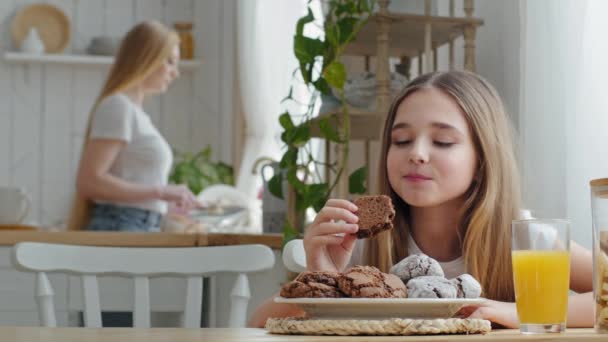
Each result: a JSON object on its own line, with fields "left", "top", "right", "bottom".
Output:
{"left": 349, "top": 237, "right": 466, "bottom": 279}
{"left": 89, "top": 93, "right": 173, "bottom": 214}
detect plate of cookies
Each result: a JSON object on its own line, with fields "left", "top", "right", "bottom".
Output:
{"left": 276, "top": 256, "right": 486, "bottom": 320}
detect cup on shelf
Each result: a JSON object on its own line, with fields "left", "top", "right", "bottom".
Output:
{"left": 0, "top": 186, "right": 31, "bottom": 224}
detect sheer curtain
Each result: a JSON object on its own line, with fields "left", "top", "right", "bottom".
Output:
{"left": 236, "top": 0, "right": 316, "bottom": 230}
{"left": 519, "top": 0, "right": 608, "bottom": 247}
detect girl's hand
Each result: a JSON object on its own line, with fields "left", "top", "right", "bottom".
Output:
{"left": 303, "top": 199, "right": 359, "bottom": 273}
{"left": 159, "top": 184, "right": 200, "bottom": 213}
{"left": 457, "top": 299, "right": 519, "bottom": 328}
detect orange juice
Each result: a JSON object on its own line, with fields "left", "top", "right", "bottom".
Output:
{"left": 512, "top": 250, "right": 570, "bottom": 324}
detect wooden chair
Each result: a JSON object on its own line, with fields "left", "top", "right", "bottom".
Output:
{"left": 11, "top": 242, "right": 275, "bottom": 328}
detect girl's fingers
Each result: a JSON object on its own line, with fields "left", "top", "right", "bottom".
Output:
{"left": 325, "top": 199, "right": 358, "bottom": 212}
{"left": 340, "top": 233, "right": 358, "bottom": 250}
{"left": 307, "top": 234, "right": 350, "bottom": 247}
{"left": 313, "top": 221, "right": 358, "bottom": 236}
{"left": 315, "top": 206, "right": 359, "bottom": 224}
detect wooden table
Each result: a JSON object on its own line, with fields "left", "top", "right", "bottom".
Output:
{"left": 0, "top": 327, "right": 604, "bottom": 342}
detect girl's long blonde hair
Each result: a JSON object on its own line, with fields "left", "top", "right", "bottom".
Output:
{"left": 67, "top": 21, "right": 179, "bottom": 230}
{"left": 367, "top": 71, "right": 521, "bottom": 302}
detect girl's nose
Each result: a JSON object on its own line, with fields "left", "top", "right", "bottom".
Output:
{"left": 408, "top": 141, "right": 429, "bottom": 164}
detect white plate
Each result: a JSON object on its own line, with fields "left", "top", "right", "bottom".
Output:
{"left": 274, "top": 297, "right": 486, "bottom": 319}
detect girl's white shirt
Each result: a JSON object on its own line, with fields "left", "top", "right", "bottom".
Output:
{"left": 349, "top": 237, "right": 465, "bottom": 279}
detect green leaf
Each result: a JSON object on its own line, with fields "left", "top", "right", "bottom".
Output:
{"left": 299, "top": 62, "right": 311, "bottom": 84}
{"left": 348, "top": 166, "right": 367, "bottom": 194}
{"left": 308, "top": 183, "right": 329, "bottom": 212}
{"left": 279, "top": 112, "right": 294, "bottom": 130}
{"left": 291, "top": 125, "right": 310, "bottom": 147}
{"left": 313, "top": 77, "right": 331, "bottom": 95}
{"left": 318, "top": 117, "right": 342, "bottom": 143}
{"left": 282, "top": 221, "right": 299, "bottom": 248}
{"left": 280, "top": 148, "right": 298, "bottom": 168}
{"left": 325, "top": 24, "right": 337, "bottom": 47}
{"left": 294, "top": 36, "right": 324, "bottom": 65}
{"left": 268, "top": 173, "right": 284, "bottom": 199}
{"left": 336, "top": 17, "right": 358, "bottom": 44}
{"left": 295, "top": 8, "right": 314, "bottom": 36}
{"left": 323, "top": 61, "right": 346, "bottom": 89}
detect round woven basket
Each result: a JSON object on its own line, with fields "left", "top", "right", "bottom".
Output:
{"left": 266, "top": 317, "right": 492, "bottom": 336}
{"left": 11, "top": 3, "right": 71, "bottom": 53}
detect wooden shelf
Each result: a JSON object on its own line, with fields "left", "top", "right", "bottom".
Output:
{"left": 344, "top": 13, "right": 484, "bottom": 57}
{"left": 3, "top": 52, "right": 202, "bottom": 71}
{"left": 310, "top": 106, "right": 384, "bottom": 140}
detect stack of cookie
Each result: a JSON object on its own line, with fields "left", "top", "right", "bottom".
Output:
{"left": 281, "top": 254, "right": 482, "bottom": 299}
{"left": 281, "top": 266, "right": 407, "bottom": 298}
{"left": 390, "top": 254, "right": 482, "bottom": 299}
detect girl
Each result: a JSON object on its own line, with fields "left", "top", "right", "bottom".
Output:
{"left": 249, "top": 71, "right": 593, "bottom": 328}
{"left": 68, "top": 21, "right": 200, "bottom": 232}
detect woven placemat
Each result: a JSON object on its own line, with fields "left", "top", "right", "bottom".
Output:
{"left": 266, "top": 317, "right": 491, "bottom": 336}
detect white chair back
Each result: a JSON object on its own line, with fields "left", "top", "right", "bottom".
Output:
{"left": 12, "top": 242, "right": 275, "bottom": 328}
{"left": 282, "top": 239, "right": 306, "bottom": 273}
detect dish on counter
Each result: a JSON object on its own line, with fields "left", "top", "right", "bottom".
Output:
{"left": 274, "top": 297, "right": 486, "bottom": 319}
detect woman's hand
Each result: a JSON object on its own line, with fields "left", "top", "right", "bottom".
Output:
{"left": 159, "top": 184, "right": 202, "bottom": 213}
{"left": 457, "top": 299, "right": 519, "bottom": 328}
{"left": 303, "top": 199, "right": 359, "bottom": 273}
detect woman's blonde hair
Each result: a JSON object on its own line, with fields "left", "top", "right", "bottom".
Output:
{"left": 67, "top": 21, "right": 179, "bottom": 230}
{"left": 367, "top": 71, "right": 521, "bottom": 302}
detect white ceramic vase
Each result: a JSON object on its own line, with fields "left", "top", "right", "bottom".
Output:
{"left": 21, "top": 27, "right": 45, "bottom": 54}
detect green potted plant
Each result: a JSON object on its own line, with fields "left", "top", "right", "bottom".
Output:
{"left": 169, "top": 145, "right": 234, "bottom": 195}
{"left": 269, "top": 0, "right": 375, "bottom": 245}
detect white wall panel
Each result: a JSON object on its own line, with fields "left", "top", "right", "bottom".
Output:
{"left": 104, "top": 0, "right": 134, "bottom": 39}
{"left": 192, "top": 0, "right": 221, "bottom": 155}
{"left": 42, "top": 65, "right": 73, "bottom": 225}
{"left": 0, "top": 0, "right": 15, "bottom": 185}
{"left": 74, "top": 0, "right": 104, "bottom": 54}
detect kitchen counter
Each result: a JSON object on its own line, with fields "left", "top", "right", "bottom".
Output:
{"left": 0, "top": 230, "right": 284, "bottom": 249}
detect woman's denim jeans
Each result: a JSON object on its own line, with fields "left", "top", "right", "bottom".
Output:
{"left": 87, "top": 203, "right": 162, "bottom": 232}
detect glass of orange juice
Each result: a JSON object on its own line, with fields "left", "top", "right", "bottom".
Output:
{"left": 512, "top": 219, "right": 570, "bottom": 334}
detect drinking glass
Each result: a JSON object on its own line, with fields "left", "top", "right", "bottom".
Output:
{"left": 512, "top": 219, "right": 570, "bottom": 334}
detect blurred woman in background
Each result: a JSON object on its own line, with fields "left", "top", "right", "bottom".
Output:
{"left": 68, "top": 20, "right": 200, "bottom": 232}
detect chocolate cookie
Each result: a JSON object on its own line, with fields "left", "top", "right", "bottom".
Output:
{"left": 338, "top": 265, "right": 406, "bottom": 298}
{"left": 280, "top": 271, "right": 344, "bottom": 298}
{"left": 390, "top": 254, "right": 445, "bottom": 283}
{"left": 406, "top": 276, "right": 457, "bottom": 298}
{"left": 450, "top": 274, "right": 482, "bottom": 298}
{"left": 353, "top": 195, "right": 395, "bottom": 239}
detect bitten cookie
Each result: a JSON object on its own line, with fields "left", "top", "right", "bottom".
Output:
{"left": 390, "top": 254, "right": 445, "bottom": 283}
{"left": 280, "top": 271, "right": 344, "bottom": 298}
{"left": 406, "top": 276, "right": 458, "bottom": 298}
{"left": 353, "top": 195, "right": 395, "bottom": 239}
{"left": 450, "top": 274, "right": 482, "bottom": 298}
{"left": 338, "top": 265, "right": 407, "bottom": 298}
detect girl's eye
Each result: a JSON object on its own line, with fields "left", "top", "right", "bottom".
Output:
{"left": 434, "top": 141, "right": 455, "bottom": 148}
{"left": 392, "top": 140, "right": 411, "bottom": 146}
